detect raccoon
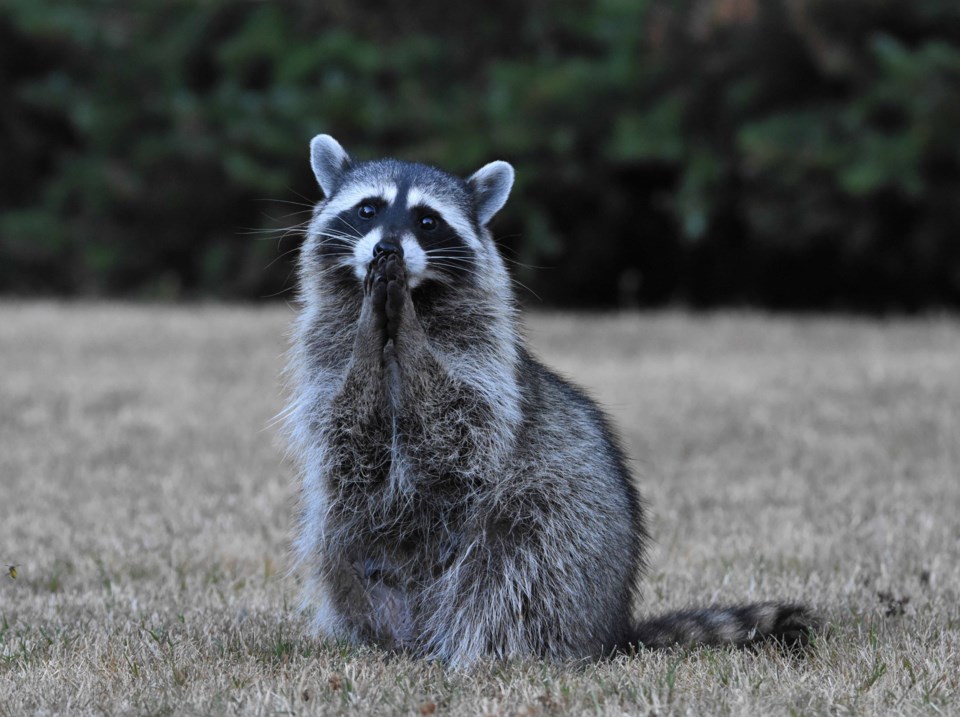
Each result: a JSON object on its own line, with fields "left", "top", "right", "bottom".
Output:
{"left": 283, "top": 135, "right": 816, "bottom": 668}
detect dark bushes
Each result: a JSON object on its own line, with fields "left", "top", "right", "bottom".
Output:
{"left": 2, "top": 0, "right": 959, "bottom": 308}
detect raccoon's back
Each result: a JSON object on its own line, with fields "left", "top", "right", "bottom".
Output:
{"left": 504, "top": 349, "right": 648, "bottom": 650}
{"left": 513, "top": 348, "right": 643, "bottom": 525}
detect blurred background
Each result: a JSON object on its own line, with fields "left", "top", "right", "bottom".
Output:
{"left": 2, "top": 0, "right": 959, "bottom": 310}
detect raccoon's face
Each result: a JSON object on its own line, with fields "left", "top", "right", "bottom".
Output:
{"left": 306, "top": 135, "right": 513, "bottom": 292}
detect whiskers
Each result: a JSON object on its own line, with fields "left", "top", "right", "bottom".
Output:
{"left": 238, "top": 215, "right": 312, "bottom": 246}
{"left": 239, "top": 208, "right": 312, "bottom": 299}
{"left": 244, "top": 198, "right": 367, "bottom": 298}
{"left": 421, "top": 247, "right": 479, "bottom": 283}
{"left": 242, "top": 197, "right": 317, "bottom": 246}
{"left": 422, "top": 247, "right": 541, "bottom": 300}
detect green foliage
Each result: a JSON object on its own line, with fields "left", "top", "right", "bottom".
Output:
{"left": 1, "top": 0, "right": 959, "bottom": 307}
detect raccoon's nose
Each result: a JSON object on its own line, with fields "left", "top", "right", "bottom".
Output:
{"left": 372, "top": 238, "right": 403, "bottom": 258}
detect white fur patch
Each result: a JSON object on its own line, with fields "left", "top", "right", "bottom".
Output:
{"left": 401, "top": 232, "right": 428, "bottom": 287}
{"left": 326, "top": 183, "right": 398, "bottom": 219}
{"left": 351, "top": 226, "right": 382, "bottom": 281}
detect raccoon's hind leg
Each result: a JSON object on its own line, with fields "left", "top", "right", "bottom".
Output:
{"left": 630, "top": 602, "right": 819, "bottom": 650}
{"left": 320, "top": 556, "right": 415, "bottom": 651}
{"left": 416, "top": 480, "right": 639, "bottom": 668}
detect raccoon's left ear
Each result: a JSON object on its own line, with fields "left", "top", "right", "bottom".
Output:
{"left": 468, "top": 161, "right": 514, "bottom": 226}
{"left": 310, "top": 134, "right": 351, "bottom": 198}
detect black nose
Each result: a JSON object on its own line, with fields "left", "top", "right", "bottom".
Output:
{"left": 372, "top": 239, "right": 403, "bottom": 258}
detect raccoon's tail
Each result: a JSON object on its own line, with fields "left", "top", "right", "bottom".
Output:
{"left": 628, "top": 602, "right": 818, "bottom": 650}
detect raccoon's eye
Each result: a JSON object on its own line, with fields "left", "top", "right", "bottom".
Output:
{"left": 358, "top": 203, "right": 378, "bottom": 220}
{"left": 419, "top": 215, "right": 438, "bottom": 232}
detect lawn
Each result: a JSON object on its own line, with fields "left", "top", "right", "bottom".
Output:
{"left": 1, "top": 302, "right": 957, "bottom": 715}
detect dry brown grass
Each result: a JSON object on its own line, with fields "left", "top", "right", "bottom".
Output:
{"left": 1, "top": 302, "right": 958, "bottom": 716}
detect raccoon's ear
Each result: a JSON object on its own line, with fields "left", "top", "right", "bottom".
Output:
{"left": 310, "top": 134, "right": 351, "bottom": 197}
{"left": 468, "top": 161, "right": 514, "bottom": 226}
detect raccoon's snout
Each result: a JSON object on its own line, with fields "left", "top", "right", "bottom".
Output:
{"left": 373, "top": 239, "right": 403, "bottom": 259}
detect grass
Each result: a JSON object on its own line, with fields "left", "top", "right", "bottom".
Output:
{"left": 1, "top": 302, "right": 958, "bottom": 716}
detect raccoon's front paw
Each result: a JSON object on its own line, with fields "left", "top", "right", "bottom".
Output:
{"left": 376, "top": 252, "right": 407, "bottom": 341}
{"left": 362, "top": 260, "right": 389, "bottom": 340}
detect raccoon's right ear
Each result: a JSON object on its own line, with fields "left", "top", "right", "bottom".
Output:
{"left": 310, "top": 134, "right": 351, "bottom": 198}
{"left": 468, "top": 161, "right": 515, "bottom": 226}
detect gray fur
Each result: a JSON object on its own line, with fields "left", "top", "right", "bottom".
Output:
{"left": 283, "top": 136, "right": 817, "bottom": 668}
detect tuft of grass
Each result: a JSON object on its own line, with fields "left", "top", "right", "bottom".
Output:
{"left": 0, "top": 303, "right": 958, "bottom": 715}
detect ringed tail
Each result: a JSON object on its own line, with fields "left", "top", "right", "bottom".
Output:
{"left": 628, "top": 602, "right": 818, "bottom": 650}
